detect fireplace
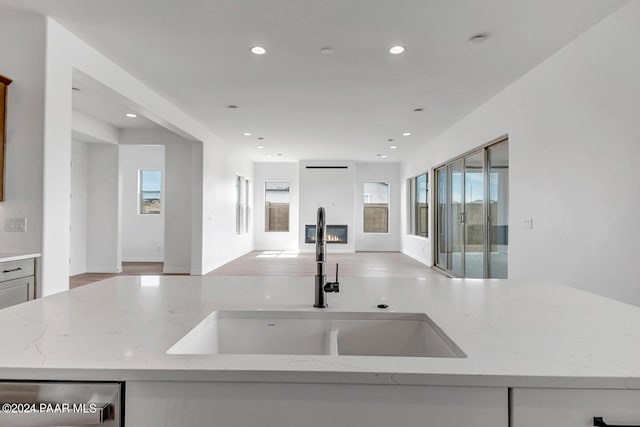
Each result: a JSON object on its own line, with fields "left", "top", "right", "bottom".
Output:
{"left": 305, "top": 225, "right": 348, "bottom": 244}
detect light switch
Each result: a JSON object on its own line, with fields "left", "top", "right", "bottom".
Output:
{"left": 523, "top": 218, "right": 533, "bottom": 229}
{"left": 5, "top": 217, "right": 27, "bottom": 232}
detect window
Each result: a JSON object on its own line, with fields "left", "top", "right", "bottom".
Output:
{"left": 236, "top": 176, "right": 250, "bottom": 234}
{"left": 265, "top": 182, "right": 290, "bottom": 232}
{"left": 363, "top": 182, "right": 389, "bottom": 233}
{"left": 139, "top": 170, "right": 161, "bottom": 215}
{"left": 408, "top": 173, "right": 428, "bottom": 237}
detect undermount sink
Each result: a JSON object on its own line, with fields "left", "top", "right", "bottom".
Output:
{"left": 167, "top": 311, "right": 466, "bottom": 358}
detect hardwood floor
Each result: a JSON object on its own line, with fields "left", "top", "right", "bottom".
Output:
{"left": 69, "top": 262, "right": 180, "bottom": 289}
{"left": 209, "top": 251, "right": 445, "bottom": 278}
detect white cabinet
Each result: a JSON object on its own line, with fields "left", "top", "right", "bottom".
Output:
{"left": 512, "top": 388, "right": 640, "bottom": 427}
{"left": 127, "top": 382, "right": 507, "bottom": 427}
{"left": 0, "top": 258, "right": 35, "bottom": 309}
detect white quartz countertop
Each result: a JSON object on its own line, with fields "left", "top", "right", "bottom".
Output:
{"left": 1, "top": 275, "right": 640, "bottom": 388}
{"left": 0, "top": 252, "right": 41, "bottom": 263}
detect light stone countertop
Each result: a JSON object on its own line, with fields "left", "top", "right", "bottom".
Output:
{"left": 0, "top": 252, "right": 41, "bottom": 263}
{"left": 1, "top": 274, "right": 640, "bottom": 388}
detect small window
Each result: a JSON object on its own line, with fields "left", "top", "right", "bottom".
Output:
{"left": 265, "top": 182, "right": 290, "bottom": 232}
{"left": 236, "top": 176, "right": 250, "bottom": 234}
{"left": 408, "top": 173, "right": 428, "bottom": 237}
{"left": 363, "top": 182, "right": 389, "bottom": 233}
{"left": 139, "top": 170, "right": 161, "bottom": 215}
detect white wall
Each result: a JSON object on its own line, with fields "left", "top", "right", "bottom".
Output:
{"left": 299, "top": 161, "right": 355, "bottom": 253}
{"left": 72, "top": 110, "right": 119, "bottom": 145}
{"left": 201, "top": 144, "right": 254, "bottom": 272}
{"left": 253, "top": 163, "right": 299, "bottom": 251}
{"left": 355, "top": 162, "right": 401, "bottom": 252}
{"left": 401, "top": 1, "right": 640, "bottom": 305}
{"left": 119, "top": 144, "right": 165, "bottom": 262}
{"left": 120, "top": 128, "right": 196, "bottom": 274}
{"left": 86, "top": 143, "right": 120, "bottom": 273}
{"left": 70, "top": 140, "right": 88, "bottom": 275}
{"left": 39, "top": 18, "right": 253, "bottom": 292}
{"left": 0, "top": 9, "right": 45, "bottom": 255}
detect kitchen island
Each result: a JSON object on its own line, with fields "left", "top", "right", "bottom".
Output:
{"left": 1, "top": 275, "right": 640, "bottom": 426}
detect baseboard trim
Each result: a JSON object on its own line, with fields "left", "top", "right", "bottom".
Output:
{"left": 122, "top": 257, "right": 164, "bottom": 263}
{"left": 401, "top": 249, "right": 431, "bottom": 267}
{"left": 163, "top": 266, "right": 191, "bottom": 274}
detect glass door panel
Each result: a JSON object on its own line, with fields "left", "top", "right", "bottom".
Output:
{"left": 448, "top": 160, "right": 464, "bottom": 277}
{"left": 487, "top": 142, "right": 509, "bottom": 278}
{"left": 435, "top": 167, "right": 447, "bottom": 270}
{"left": 464, "top": 151, "right": 485, "bottom": 278}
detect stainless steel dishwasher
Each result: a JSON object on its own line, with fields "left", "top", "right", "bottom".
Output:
{"left": 0, "top": 381, "right": 123, "bottom": 426}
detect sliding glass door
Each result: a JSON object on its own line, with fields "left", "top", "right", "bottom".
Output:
{"left": 434, "top": 139, "right": 508, "bottom": 278}
{"left": 435, "top": 167, "right": 447, "bottom": 270}
{"left": 464, "top": 151, "right": 485, "bottom": 278}
{"left": 448, "top": 159, "right": 464, "bottom": 277}
{"left": 487, "top": 142, "right": 509, "bottom": 278}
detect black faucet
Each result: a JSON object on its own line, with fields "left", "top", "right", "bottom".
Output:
{"left": 314, "top": 207, "right": 339, "bottom": 308}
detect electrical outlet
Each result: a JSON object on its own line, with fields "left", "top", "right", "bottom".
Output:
{"left": 5, "top": 217, "right": 27, "bottom": 232}
{"left": 524, "top": 218, "right": 533, "bottom": 229}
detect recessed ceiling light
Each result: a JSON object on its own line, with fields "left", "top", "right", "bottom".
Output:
{"left": 376, "top": 154, "right": 388, "bottom": 158}
{"left": 387, "top": 138, "right": 394, "bottom": 142}
{"left": 72, "top": 87, "right": 81, "bottom": 92}
{"left": 389, "top": 45, "right": 405, "bottom": 55}
{"left": 469, "top": 33, "right": 489, "bottom": 44}
{"left": 267, "top": 155, "right": 273, "bottom": 158}
{"left": 413, "top": 108, "right": 424, "bottom": 112}
{"left": 320, "top": 47, "right": 334, "bottom": 55}
{"left": 251, "top": 46, "right": 266, "bottom": 55}
{"left": 402, "top": 132, "right": 411, "bottom": 136}
{"left": 277, "top": 153, "right": 283, "bottom": 156}
{"left": 257, "top": 146, "right": 265, "bottom": 149}
{"left": 257, "top": 137, "right": 264, "bottom": 140}
{"left": 390, "top": 146, "right": 397, "bottom": 149}
{"left": 243, "top": 132, "right": 252, "bottom": 136}
{"left": 227, "top": 105, "right": 238, "bottom": 109}
{"left": 126, "top": 113, "right": 137, "bottom": 118}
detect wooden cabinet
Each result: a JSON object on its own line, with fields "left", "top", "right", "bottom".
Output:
{"left": 0, "top": 258, "right": 35, "bottom": 309}
{"left": 512, "top": 388, "right": 640, "bottom": 427}
{"left": 126, "top": 382, "right": 508, "bottom": 427}
{"left": 0, "top": 75, "right": 11, "bottom": 202}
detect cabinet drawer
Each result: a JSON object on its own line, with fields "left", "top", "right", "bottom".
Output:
{"left": 0, "top": 258, "right": 34, "bottom": 282}
{"left": 0, "top": 276, "right": 33, "bottom": 309}
{"left": 512, "top": 388, "right": 640, "bottom": 427}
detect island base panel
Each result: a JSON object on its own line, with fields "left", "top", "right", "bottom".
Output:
{"left": 126, "top": 381, "right": 507, "bottom": 427}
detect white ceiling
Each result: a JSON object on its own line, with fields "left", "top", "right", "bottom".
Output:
{"left": 1, "top": 0, "right": 628, "bottom": 161}
{"left": 72, "top": 71, "right": 160, "bottom": 130}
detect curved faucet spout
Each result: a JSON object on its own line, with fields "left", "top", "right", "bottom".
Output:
{"left": 316, "top": 207, "right": 326, "bottom": 264}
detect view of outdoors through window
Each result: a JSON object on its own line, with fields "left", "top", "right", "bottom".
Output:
{"left": 139, "top": 170, "right": 161, "bottom": 214}
{"left": 415, "top": 174, "right": 428, "bottom": 237}
{"left": 236, "top": 176, "right": 249, "bottom": 234}
{"left": 265, "top": 182, "right": 290, "bottom": 232}
{"left": 409, "top": 174, "right": 428, "bottom": 237}
{"left": 363, "top": 182, "right": 389, "bottom": 233}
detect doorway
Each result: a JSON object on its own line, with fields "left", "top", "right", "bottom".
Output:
{"left": 434, "top": 138, "right": 509, "bottom": 278}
